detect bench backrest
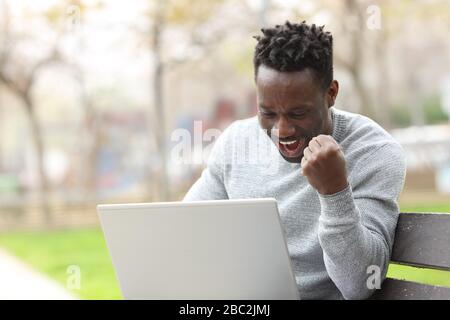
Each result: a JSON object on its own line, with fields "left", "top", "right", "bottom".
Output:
{"left": 371, "top": 212, "right": 450, "bottom": 300}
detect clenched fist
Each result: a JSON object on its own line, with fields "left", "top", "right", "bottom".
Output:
{"left": 301, "top": 135, "right": 349, "bottom": 195}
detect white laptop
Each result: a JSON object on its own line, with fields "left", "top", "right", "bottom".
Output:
{"left": 97, "top": 198, "right": 300, "bottom": 300}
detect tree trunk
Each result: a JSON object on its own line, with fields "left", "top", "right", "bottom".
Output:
{"left": 86, "top": 112, "right": 101, "bottom": 199}
{"left": 23, "top": 95, "right": 52, "bottom": 224}
{"left": 0, "top": 90, "right": 3, "bottom": 171}
{"left": 78, "top": 76, "right": 101, "bottom": 201}
{"left": 345, "top": 0, "right": 377, "bottom": 121}
{"left": 375, "top": 30, "right": 393, "bottom": 129}
{"left": 151, "top": 0, "right": 170, "bottom": 201}
{"left": 350, "top": 67, "right": 376, "bottom": 120}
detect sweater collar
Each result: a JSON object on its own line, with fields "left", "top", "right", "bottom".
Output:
{"left": 330, "top": 107, "right": 347, "bottom": 144}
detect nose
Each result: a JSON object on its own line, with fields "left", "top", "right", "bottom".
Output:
{"left": 274, "top": 115, "right": 295, "bottom": 138}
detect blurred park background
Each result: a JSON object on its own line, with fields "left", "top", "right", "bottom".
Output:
{"left": 0, "top": 0, "right": 449, "bottom": 299}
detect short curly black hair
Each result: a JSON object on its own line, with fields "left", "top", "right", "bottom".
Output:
{"left": 253, "top": 21, "right": 333, "bottom": 90}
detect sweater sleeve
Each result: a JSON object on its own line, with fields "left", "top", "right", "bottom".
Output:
{"left": 317, "top": 142, "right": 407, "bottom": 300}
{"left": 183, "top": 123, "right": 231, "bottom": 201}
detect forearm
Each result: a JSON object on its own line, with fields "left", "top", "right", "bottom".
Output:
{"left": 317, "top": 185, "right": 392, "bottom": 300}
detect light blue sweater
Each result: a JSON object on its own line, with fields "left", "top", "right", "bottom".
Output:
{"left": 183, "top": 107, "right": 407, "bottom": 299}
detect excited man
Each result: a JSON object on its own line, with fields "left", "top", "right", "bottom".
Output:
{"left": 183, "top": 21, "right": 406, "bottom": 299}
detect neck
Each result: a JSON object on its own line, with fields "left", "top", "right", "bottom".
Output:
{"left": 323, "top": 108, "right": 334, "bottom": 136}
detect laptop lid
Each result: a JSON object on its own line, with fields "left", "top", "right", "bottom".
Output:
{"left": 97, "top": 198, "right": 299, "bottom": 300}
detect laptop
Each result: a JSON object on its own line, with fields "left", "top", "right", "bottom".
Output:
{"left": 97, "top": 198, "right": 300, "bottom": 300}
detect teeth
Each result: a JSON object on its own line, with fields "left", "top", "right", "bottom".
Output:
{"left": 280, "top": 140, "right": 297, "bottom": 145}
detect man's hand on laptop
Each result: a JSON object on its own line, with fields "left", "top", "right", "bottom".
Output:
{"left": 301, "top": 135, "right": 349, "bottom": 195}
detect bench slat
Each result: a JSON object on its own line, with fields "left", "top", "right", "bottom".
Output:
{"left": 391, "top": 213, "right": 450, "bottom": 270}
{"left": 370, "top": 278, "right": 450, "bottom": 300}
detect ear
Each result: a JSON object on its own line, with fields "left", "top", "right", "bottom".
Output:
{"left": 326, "top": 80, "right": 339, "bottom": 108}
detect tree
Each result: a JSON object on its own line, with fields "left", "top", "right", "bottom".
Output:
{"left": 0, "top": 0, "right": 63, "bottom": 223}
{"left": 332, "top": 0, "right": 377, "bottom": 121}
{"left": 139, "top": 0, "right": 228, "bottom": 200}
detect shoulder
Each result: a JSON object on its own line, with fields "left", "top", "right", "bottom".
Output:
{"left": 226, "top": 116, "right": 260, "bottom": 132}
{"left": 333, "top": 107, "right": 406, "bottom": 175}
{"left": 216, "top": 116, "right": 261, "bottom": 144}
{"left": 207, "top": 116, "right": 261, "bottom": 160}
{"left": 333, "top": 107, "right": 404, "bottom": 155}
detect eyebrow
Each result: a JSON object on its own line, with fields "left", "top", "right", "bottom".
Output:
{"left": 259, "top": 104, "right": 312, "bottom": 111}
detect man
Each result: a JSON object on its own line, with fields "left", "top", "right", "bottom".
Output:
{"left": 183, "top": 21, "right": 406, "bottom": 300}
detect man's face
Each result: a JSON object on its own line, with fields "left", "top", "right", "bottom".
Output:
{"left": 256, "top": 64, "right": 337, "bottom": 163}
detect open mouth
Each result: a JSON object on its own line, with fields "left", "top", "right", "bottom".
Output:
{"left": 277, "top": 138, "right": 306, "bottom": 158}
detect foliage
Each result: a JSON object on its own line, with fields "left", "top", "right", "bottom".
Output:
{"left": 390, "top": 95, "right": 448, "bottom": 128}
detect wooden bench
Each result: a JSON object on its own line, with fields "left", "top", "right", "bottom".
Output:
{"left": 370, "top": 212, "right": 450, "bottom": 299}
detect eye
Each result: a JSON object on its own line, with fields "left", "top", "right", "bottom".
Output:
{"left": 290, "top": 113, "right": 306, "bottom": 119}
{"left": 260, "top": 111, "right": 276, "bottom": 118}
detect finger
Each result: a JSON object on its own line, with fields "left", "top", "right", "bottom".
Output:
{"left": 314, "top": 134, "right": 330, "bottom": 146}
{"left": 300, "top": 155, "right": 307, "bottom": 175}
{"left": 301, "top": 155, "right": 307, "bottom": 165}
{"left": 312, "top": 136, "right": 322, "bottom": 147}
{"left": 308, "top": 138, "right": 321, "bottom": 152}
{"left": 315, "top": 134, "right": 337, "bottom": 147}
{"left": 303, "top": 145, "right": 313, "bottom": 160}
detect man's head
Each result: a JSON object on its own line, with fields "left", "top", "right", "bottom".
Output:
{"left": 253, "top": 21, "right": 339, "bottom": 163}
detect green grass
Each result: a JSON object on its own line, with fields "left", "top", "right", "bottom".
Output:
{"left": 0, "top": 228, "right": 122, "bottom": 300}
{"left": 387, "top": 264, "right": 450, "bottom": 287}
{"left": 400, "top": 202, "right": 450, "bottom": 213}
{"left": 0, "top": 201, "right": 449, "bottom": 299}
